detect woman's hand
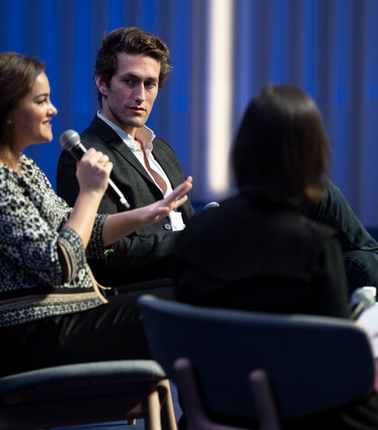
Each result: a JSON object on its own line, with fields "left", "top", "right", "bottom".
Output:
{"left": 136, "top": 176, "right": 193, "bottom": 224}
{"left": 64, "top": 149, "right": 113, "bottom": 249}
{"left": 75, "top": 148, "right": 113, "bottom": 198}
{"left": 102, "top": 176, "right": 193, "bottom": 246}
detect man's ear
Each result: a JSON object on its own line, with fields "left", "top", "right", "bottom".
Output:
{"left": 94, "top": 74, "right": 108, "bottom": 96}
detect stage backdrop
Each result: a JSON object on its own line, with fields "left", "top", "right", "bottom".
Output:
{"left": 1, "top": 0, "right": 378, "bottom": 228}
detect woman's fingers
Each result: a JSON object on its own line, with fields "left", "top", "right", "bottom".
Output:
{"left": 142, "top": 177, "right": 193, "bottom": 224}
{"left": 165, "top": 176, "right": 193, "bottom": 205}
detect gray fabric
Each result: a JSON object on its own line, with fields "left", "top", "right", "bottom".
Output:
{"left": 0, "top": 360, "right": 167, "bottom": 394}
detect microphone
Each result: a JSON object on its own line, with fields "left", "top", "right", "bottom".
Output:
{"left": 204, "top": 201, "right": 220, "bottom": 210}
{"left": 60, "top": 129, "right": 130, "bottom": 210}
{"left": 349, "top": 287, "right": 376, "bottom": 320}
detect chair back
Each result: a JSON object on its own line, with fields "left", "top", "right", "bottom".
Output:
{"left": 139, "top": 295, "right": 375, "bottom": 422}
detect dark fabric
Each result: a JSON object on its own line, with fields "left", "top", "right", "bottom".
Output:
{"left": 172, "top": 193, "right": 378, "bottom": 430}
{"left": 173, "top": 193, "right": 350, "bottom": 318}
{"left": 204, "top": 392, "right": 378, "bottom": 430}
{"left": 0, "top": 279, "right": 175, "bottom": 377}
{"left": 56, "top": 116, "right": 195, "bottom": 286}
{"left": 299, "top": 177, "right": 378, "bottom": 293}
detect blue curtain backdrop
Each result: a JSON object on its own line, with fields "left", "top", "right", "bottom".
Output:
{"left": 1, "top": 0, "right": 378, "bottom": 228}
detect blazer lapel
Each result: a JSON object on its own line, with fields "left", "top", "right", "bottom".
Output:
{"left": 90, "top": 117, "right": 155, "bottom": 185}
{"left": 152, "top": 140, "right": 182, "bottom": 189}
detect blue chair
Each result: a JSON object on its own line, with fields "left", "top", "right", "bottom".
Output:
{"left": 138, "top": 295, "right": 375, "bottom": 430}
{"left": 0, "top": 359, "right": 176, "bottom": 430}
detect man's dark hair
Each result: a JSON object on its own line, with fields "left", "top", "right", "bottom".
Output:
{"left": 95, "top": 27, "right": 173, "bottom": 102}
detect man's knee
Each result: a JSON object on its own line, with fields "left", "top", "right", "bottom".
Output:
{"left": 343, "top": 250, "right": 378, "bottom": 293}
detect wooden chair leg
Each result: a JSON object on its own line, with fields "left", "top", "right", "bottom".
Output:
{"left": 143, "top": 387, "right": 162, "bottom": 430}
{"left": 158, "top": 379, "right": 177, "bottom": 430}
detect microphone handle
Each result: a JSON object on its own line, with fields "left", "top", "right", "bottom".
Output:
{"left": 68, "top": 144, "right": 130, "bottom": 210}
{"left": 350, "top": 302, "right": 365, "bottom": 320}
{"left": 107, "top": 178, "right": 130, "bottom": 209}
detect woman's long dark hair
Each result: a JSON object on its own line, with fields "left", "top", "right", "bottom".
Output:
{"left": 232, "top": 84, "right": 330, "bottom": 202}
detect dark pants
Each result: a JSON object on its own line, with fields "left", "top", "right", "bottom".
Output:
{"left": 0, "top": 279, "right": 174, "bottom": 377}
{"left": 299, "top": 177, "right": 378, "bottom": 294}
{"left": 344, "top": 250, "right": 378, "bottom": 292}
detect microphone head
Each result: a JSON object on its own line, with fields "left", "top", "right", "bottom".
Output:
{"left": 60, "top": 129, "right": 80, "bottom": 150}
{"left": 349, "top": 287, "right": 376, "bottom": 309}
{"left": 204, "top": 201, "right": 220, "bottom": 210}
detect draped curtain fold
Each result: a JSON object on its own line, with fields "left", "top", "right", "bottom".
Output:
{"left": 1, "top": 0, "right": 377, "bottom": 226}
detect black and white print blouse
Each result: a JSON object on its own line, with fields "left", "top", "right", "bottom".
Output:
{"left": 0, "top": 155, "right": 109, "bottom": 328}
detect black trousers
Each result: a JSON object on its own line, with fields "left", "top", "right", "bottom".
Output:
{"left": 299, "top": 177, "right": 378, "bottom": 294}
{"left": 0, "top": 279, "right": 174, "bottom": 377}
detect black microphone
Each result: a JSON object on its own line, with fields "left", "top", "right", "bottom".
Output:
{"left": 60, "top": 129, "right": 130, "bottom": 210}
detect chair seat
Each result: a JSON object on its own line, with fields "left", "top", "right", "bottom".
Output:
{"left": 0, "top": 359, "right": 176, "bottom": 430}
{"left": 0, "top": 359, "right": 166, "bottom": 396}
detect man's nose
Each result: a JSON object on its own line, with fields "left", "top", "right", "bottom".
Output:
{"left": 133, "top": 83, "right": 146, "bottom": 102}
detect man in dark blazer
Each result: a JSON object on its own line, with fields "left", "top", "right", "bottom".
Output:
{"left": 57, "top": 27, "right": 195, "bottom": 287}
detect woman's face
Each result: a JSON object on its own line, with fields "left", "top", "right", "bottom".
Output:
{"left": 9, "top": 72, "right": 57, "bottom": 150}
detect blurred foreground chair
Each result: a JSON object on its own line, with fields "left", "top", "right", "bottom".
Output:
{"left": 139, "top": 295, "right": 375, "bottom": 430}
{"left": 0, "top": 359, "right": 176, "bottom": 430}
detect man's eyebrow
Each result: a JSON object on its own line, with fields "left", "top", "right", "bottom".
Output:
{"left": 121, "top": 73, "right": 138, "bottom": 79}
{"left": 120, "top": 73, "right": 158, "bottom": 82}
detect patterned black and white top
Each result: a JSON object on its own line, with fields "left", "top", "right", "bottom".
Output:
{"left": 0, "top": 155, "right": 110, "bottom": 328}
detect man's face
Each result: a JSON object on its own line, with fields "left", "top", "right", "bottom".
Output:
{"left": 96, "top": 52, "right": 160, "bottom": 137}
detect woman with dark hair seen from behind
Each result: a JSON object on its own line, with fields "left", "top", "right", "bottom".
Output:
{"left": 172, "top": 84, "right": 378, "bottom": 429}
{"left": 0, "top": 51, "right": 192, "bottom": 377}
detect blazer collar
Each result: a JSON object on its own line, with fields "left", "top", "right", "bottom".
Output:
{"left": 90, "top": 115, "right": 170, "bottom": 188}
{"left": 90, "top": 116, "right": 151, "bottom": 179}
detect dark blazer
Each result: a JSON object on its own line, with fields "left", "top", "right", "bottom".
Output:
{"left": 172, "top": 193, "right": 350, "bottom": 318}
{"left": 57, "top": 115, "right": 195, "bottom": 286}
